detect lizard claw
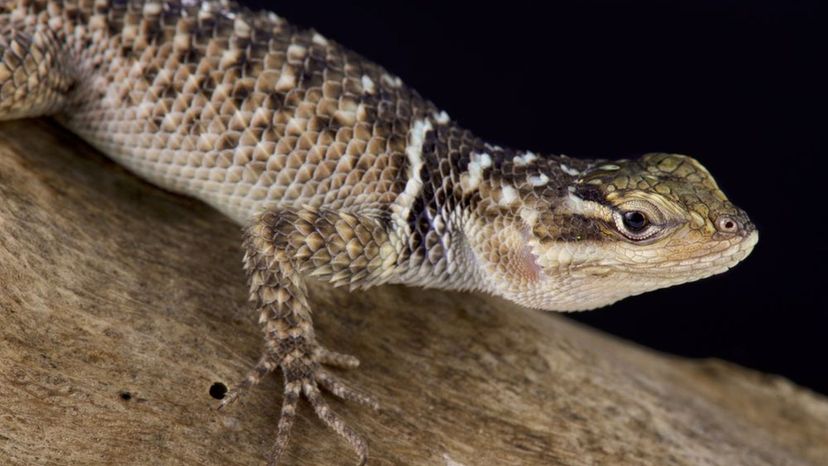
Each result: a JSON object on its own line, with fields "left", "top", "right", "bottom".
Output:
{"left": 223, "top": 343, "right": 376, "bottom": 465}
{"left": 267, "top": 344, "right": 374, "bottom": 466}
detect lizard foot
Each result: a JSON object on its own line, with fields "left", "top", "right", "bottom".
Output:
{"left": 231, "top": 206, "right": 391, "bottom": 464}
{"left": 220, "top": 342, "right": 379, "bottom": 465}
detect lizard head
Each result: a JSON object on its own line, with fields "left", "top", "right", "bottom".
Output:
{"left": 476, "top": 152, "right": 758, "bottom": 311}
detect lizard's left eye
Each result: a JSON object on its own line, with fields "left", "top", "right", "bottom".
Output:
{"left": 614, "top": 209, "right": 659, "bottom": 241}
{"left": 622, "top": 211, "right": 649, "bottom": 232}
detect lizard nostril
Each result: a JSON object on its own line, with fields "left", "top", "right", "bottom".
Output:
{"left": 716, "top": 216, "right": 739, "bottom": 233}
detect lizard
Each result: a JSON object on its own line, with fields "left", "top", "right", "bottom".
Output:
{"left": 0, "top": 0, "right": 758, "bottom": 464}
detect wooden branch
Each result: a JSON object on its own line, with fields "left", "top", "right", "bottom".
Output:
{"left": 1, "top": 119, "right": 826, "bottom": 466}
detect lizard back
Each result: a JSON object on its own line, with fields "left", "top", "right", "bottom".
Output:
{"left": 2, "top": 0, "right": 463, "bottom": 225}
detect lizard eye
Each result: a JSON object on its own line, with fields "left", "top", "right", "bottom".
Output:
{"left": 622, "top": 211, "right": 649, "bottom": 232}
{"left": 614, "top": 209, "right": 659, "bottom": 241}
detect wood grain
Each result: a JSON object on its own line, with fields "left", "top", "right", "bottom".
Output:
{"left": 1, "top": 119, "right": 826, "bottom": 466}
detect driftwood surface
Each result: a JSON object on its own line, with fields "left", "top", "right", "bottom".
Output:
{"left": 1, "top": 118, "right": 827, "bottom": 466}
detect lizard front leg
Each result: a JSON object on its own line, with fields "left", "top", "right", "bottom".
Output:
{"left": 220, "top": 205, "right": 398, "bottom": 465}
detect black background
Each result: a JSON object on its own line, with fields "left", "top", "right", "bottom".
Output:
{"left": 243, "top": 0, "right": 826, "bottom": 395}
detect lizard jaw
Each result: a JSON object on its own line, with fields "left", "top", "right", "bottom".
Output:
{"left": 499, "top": 225, "right": 758, "bottom": 313}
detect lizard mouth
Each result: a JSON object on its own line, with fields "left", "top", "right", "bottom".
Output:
{"left": 522, "top": 230, "right": 759, "bottom": 312}
{"left": 633, "top": 229, "right": 759, "bottom": 280}
{"left": 553, "top": 228, "right": 759, "bottom": 282}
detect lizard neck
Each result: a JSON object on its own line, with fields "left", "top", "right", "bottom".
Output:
{"left": 388, "top": 115, "right": 596, "bottom": 294}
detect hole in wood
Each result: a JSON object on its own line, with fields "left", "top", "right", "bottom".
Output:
{"left": 209, "top": 382, "right": 227, "bottom": 400}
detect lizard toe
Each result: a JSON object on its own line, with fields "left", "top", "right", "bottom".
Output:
{"left": 302, "top": 379, "right": 370, "bottom": 466}
{"left": 219, "top": 353, "right": 279, "bottom": 409}
{"left": 267, "top": 347, "right": 372, "bottom": 465}
{"left": 316, "top": 368, "right": 380, "bottom": 410}
{"left": 316, "top": 345, "right": 362, "bottom": 369}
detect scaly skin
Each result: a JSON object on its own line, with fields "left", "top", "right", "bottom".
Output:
{"left": 0, "top": 1, "right": 758, "bottom": 464}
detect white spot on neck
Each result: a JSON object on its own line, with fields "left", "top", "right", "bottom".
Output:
{"left": 433, "top": 111, "right": 450, "bottom": 124}
{"left": 528, "top": 173, "right": 549, "bottom": 186}
{"left": 560, "top": 163, "right": 580, "bottom": 177}
{"left": 312, "top": 32, "right": 328, "bottom": 46}
{"left": 513, "top": 151, "right": 537, "bottom": 166}
{"left": 404, "top": 119, "right": 433, "bottom": 191}
{"left": 520, "top": 207, "right": 539, "bottom": 226}
{"left": 361, "top": 75, "right": 376, "bottom": 94}
{"left": 500, "top": 185, "right": 518, "bottom": 206}
{"left": 465, "top": 151, "right": 492, "bottom": 191}
{"left": 389, "top": 119, "right": 433, "bottom": 243}
{"left": 382, "top": 74, "right": 402, "bottom": 88}
{"left": 472, "top": 152, "right": 492, "bottom": 168}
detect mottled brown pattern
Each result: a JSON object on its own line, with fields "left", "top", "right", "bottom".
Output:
{"left": 0, "top": 1, "right": 759, "bottom": 464}
{"left": 1, "top": 0, "right": 442, "bottom": 223}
